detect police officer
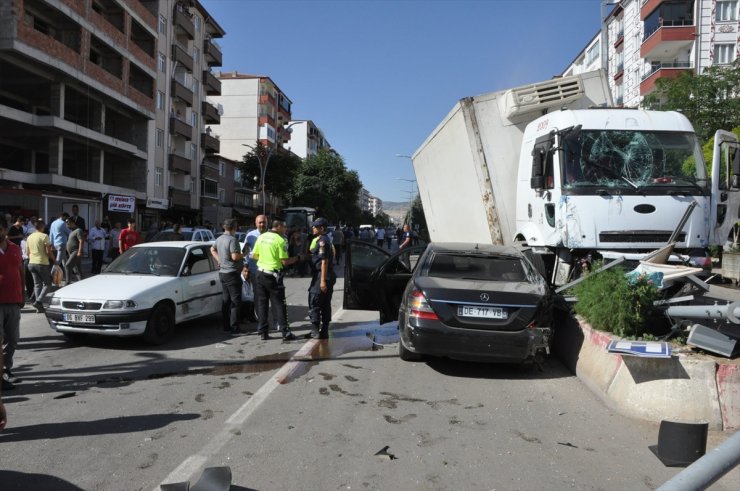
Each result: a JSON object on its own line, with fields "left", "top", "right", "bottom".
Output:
{"left": 252, "top": 219, "right": 303, "bottom": 341}
{"left": 306, "top": 218, "right": 336, "bottom": 340}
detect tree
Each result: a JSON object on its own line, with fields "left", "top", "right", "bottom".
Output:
{"left": 404, "top": 194, "right": 429, "bottom": 242}
{"left": 290, "top": 148, "right": 362, "bottom": 225}
{"left": 373, "top": 212, "right": 392, "bottom": 228}
{"left": 642, "top": 59, "right": 740, "bottom": 142}
{"left": 239, "top": 143, "right": 302, "bottom": 203}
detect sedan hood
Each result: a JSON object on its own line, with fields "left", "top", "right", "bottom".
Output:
{"left": 52, "top": 274, "right": 176, "bottom": 300}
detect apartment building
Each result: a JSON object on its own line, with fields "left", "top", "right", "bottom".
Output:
{"left": 284, "top": 120, "right": 332, "bottom": 159}
{"left": 209, "top": 72, "right": 293, "bottom": 218}
{"left": 357, "top": 187, "right": 370, "bottom": 214}
{"left": 0, "top": 0, "right": 224, "bottom": 228}
{"left": 200, "top": 153, "right": 255, "bottom": 227}
{"left": 368, "top": 195, "right": 383, "bottom": 217}
{"left": 563, "top": 0, "right": 738, "bottom": 108}
{"left": 148, "top": 0, "right": 224, "bottom": 227}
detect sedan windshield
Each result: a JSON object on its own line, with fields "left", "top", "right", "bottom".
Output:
{"left": 562, "top": 130, "right": 707, "bottom": 193}
{"left": 428, "top": 253, "right": 528, "bottom": 282}
{"left": 106, "top": 247, "right": 185, "bottom": 276}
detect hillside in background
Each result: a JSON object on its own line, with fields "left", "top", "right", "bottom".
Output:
{"left": 383, "top": 201, "right": 410, "bottom": 224}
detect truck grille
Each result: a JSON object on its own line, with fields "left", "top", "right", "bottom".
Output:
{"left": 599, "top": 231, "right": 685, "bottom": 243}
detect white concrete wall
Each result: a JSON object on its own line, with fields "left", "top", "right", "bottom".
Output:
{"left": 210, "top": 77, "right": 260, "bottom": 162}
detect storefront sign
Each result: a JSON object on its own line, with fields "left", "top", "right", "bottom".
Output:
{"left": 146, "top": 198, "right": 170, "bottom": 210}
{"left": 108, "top": 194, "right": 136, "bottom": 213}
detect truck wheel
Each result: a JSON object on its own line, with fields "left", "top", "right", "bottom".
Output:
{"left": 143, "top": 303, "right": 175, "bottom": 345}
{"left": 399, "top": 339, "right": 422, "bottom": 361}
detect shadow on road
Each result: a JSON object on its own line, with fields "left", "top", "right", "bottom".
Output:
{"left": 0, "top": 470, "right": 85, "bottom": 491}
{"left": 0, "top": 412, "right": 199, "bottom": 443}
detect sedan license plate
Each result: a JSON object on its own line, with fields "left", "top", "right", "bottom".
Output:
{"left": 64, "top": 313, "right": 95, "bottom": 323}
{"left": 458, "top": 306, "right": 507, "bottom": 320}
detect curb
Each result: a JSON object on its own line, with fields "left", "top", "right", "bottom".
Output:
{"left": 554, "top": 313, "right": 739, "bottom": 431}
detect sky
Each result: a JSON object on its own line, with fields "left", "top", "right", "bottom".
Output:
{"left": 200, "top": 0, "right": 605, "bottom": 203}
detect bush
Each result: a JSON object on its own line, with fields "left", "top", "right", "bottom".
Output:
{"left": 573, "top": 266, "right": 660, "bottom": 338}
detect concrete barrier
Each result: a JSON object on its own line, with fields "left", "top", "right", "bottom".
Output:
{"left": 555, "top": 315, "right": 739, "bottom": 431}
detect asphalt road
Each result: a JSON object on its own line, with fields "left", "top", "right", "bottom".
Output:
{"left": 1, "top": 267, "right": 737, "bottom": 490}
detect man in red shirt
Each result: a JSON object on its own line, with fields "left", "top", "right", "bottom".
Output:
{"left": 119, "top": 217, "right": 141, "bottom": 254}
{"left": 0, "top": 217, "right": 25, "bottom": 392}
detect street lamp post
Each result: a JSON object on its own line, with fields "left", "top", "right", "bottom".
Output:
{"left": 242, "top": 121, "right": 297, "bottom": 215}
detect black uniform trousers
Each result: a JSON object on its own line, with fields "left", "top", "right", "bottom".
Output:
{"left": 308, "top": 288, "right": 333, "bottom": 331}
{"left": 256, "top": 271, "right": 288, "bottom": 336}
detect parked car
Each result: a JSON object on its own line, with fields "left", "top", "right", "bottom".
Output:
{"left": 344, "top": 241, "right": 554, "bottom": 364}
{"left": 180, "top": 227, "right": 215, "bottom": 242}
{"left": 45, "top": 242, "right": 222, "bottom": 344}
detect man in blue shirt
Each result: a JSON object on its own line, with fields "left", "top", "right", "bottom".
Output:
{"left": 49, "top": 212, "right": 70, "bottom": 283}
{"left": 243, "top": 215, "right": 268, "bottom": 323}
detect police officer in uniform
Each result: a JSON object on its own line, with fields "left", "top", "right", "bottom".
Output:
{"left": 306, "top": 218, "right": 336, "bottom": 339}
{"left": 252, "top": 219, "right": 303, "bottom": 341}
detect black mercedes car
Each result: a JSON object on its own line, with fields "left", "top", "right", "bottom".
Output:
{"left": 344, "top": 241, "right": 554, "bottom": 364}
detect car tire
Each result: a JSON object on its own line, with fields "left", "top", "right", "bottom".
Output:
{"left": 399, "top": 338, "right": 422, "bottom": 361}
{"left": 143, "top": 303, "right": 175, "bottom": 345}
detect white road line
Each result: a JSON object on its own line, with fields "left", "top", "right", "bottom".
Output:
{"left": 155, "top": 308, "right": 346, "bottom": 490}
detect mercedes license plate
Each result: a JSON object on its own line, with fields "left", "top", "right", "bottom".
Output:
{"left": 457, "top": 306, "right": 507, "bottom": 320}
{"left": 64, "top": 313, "right": 95, "bottom": 323}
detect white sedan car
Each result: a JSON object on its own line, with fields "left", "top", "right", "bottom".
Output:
{"left": 45, "top": 242, "right": 222, "bottom": 344}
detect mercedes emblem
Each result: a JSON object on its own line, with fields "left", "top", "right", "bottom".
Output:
{"left": 480, "top": 293, "right": 490, "bottom": 302}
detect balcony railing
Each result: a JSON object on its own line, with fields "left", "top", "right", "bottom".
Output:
{"left": 170, "top": 115, "right": 193, "bottom": 138}
{"left": 643, "top": 18, "right": 694, "bottom": 42}
{"left": 202, "top": 100, "right": 220, "bottom": 124}
{"left": 641, "top": 61, "right": 692, "bottom": 81}
{"left": 203, "top": 38, "right": 222, "bottom": 67}
{"left": 173, "top": 6, "right": 195, "bottom": 39}
{"left": 171, "top": 43, "right": 193, "bottom": 72}
{"left": 169, "top": 187, "right": 192, "bottom": 207}
{"left": 201, "top": 132, "right": 220, "bottom": 154}
{"left": 203, "top": 70, "right": 221, "bottom": 95}
{"left": 168, "top": 152, "right": 192, "bottom": 174}
{"left": 171, "top": 79, "right": 193, "bottom": 106}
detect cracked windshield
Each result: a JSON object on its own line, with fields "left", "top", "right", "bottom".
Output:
{"left": 563, "top": 130, "right": 706, "bottom": 192}
{"left": 2, "top": 1, "right": 740, "bottom": 490}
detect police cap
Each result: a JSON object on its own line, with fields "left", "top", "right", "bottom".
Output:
{"left": 312, "top": 217, "right": 328, "bottom": 228}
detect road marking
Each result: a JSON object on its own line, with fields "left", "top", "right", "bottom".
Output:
{"left": 155, "top": 308, "right": 346, "bottom": 489}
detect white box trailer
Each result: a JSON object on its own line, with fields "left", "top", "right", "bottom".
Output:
{"left": 412, "top": 70, "right": 740, "bottom": 284}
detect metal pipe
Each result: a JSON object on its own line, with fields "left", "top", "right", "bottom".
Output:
{"left": 657, "top": 431, "right": 740, "bottom": 491}
{"left": 663, "top": 302, "right": 740, "bottom": 324}
{"left": 667, "top": 201, "right": 697, "bottom": 244}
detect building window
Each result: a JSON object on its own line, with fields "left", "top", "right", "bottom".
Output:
{"left": 585, "top": 41, "right": 600, "bottom": 66}
{"left": 191, "top": 177, "right": 195, "bottom": 193}
{"left": 191, "top": 143, "right": 197, "bottom": 160}
{"left": 192, "top": 79, "right": 199, "bottom": 97}
{"left": 191, "top": 111, "right": 198, "bottom": 128}
{"left": 194, "top": 15, "right": 201, "bottom": 32}
{"left": 201, "top": 179, "right": 217, "bottom": 197}
{"left": 219, "top": 161, "right": 225, "bottom": 176}
{"left": 156, "top": 90, "right": 164, "bottom": 110}
{"left": 193, "top": 47, "right": 200, "bottom": 64}
{"left": 218, "top": 188, "right": 225, "bottom": 202}
{"left": 714, "top": 44, "right": 736, "bottom": 65}
{"left": 716, "top": 1, "right": 737, "bottom": 22}
{"left": 156, "top": 128, "right": 164, "bottom": 147}
{"left": 158, "top": 52, "right": 166, "bottom": 72}
{"left": 234, "top": 168, "right": 241, "bottom": 182}
{"left": 155, "top": 167, "right": 162, "bottom": 186}
{"left": 159, "top": 15, "right": 166, "bottom": 34}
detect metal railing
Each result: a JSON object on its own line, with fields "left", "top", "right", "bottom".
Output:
{"left": 642, "top": 61, "right": 692, "bottom": 81}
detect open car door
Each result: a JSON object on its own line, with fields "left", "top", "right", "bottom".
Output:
{"left": 343, "top": 240, "right": 426, "bottom": 324}
{"left": 343, "top": 240, "right": 391, "bottom": 311}
{"left": 372, "top": 245, "right": 426, "bottom": 324}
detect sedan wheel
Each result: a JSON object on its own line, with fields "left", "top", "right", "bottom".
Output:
{"left": 398, "top": 338, "right": 422, "bottom": 361}
{"left": 143, "top": 303, "right": 175, "bottom": 345}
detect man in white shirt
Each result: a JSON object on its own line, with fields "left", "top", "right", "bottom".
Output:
{"left": 88, "top": 220, "right": 107, "bottom": 275}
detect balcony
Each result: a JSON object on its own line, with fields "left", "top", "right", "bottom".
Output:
{"left": 202, "top": 100, "right": 220, "bottom": 124}
{"left": 172, "top": 43, "right": 193, "bottom": 72}
{"left": 640, "top": 62, "right": 692, "bottom": 95}
{"left": 173, "top": 6, "right": 195, "bottom": 39}
{"left": 200, "top": 160, "right": 220, "bottom": 180}
{"left": 170, "top": 115, "right": 193, "bottom": 138}
{"left": 168, "top": 152, "right": 192, "bottom": 174}
{"left": 203, "top": 38, "right": 222, "bottom": 67}
{"left": 171, "top": 79, "right": 193, "bottom": 106}
{"left": 641, "top": 24, "right": 695, "bottom": 60}
{"left": 614, "top": 64, "right": 624, "bottom": 81}
{"left": 614, "top": 30, "right": 624, "bottom": 49}
{"left": 201, "top": 132, "right": 220, "bottom": 154}
{"left": 169, "top": 187, "right": 192, "bottom": 208}
{"left": 203, "top": 70, "right": 221, "bottom": 95}
{"left": 259, "top": 92, "right": 276, "bottom": 105}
